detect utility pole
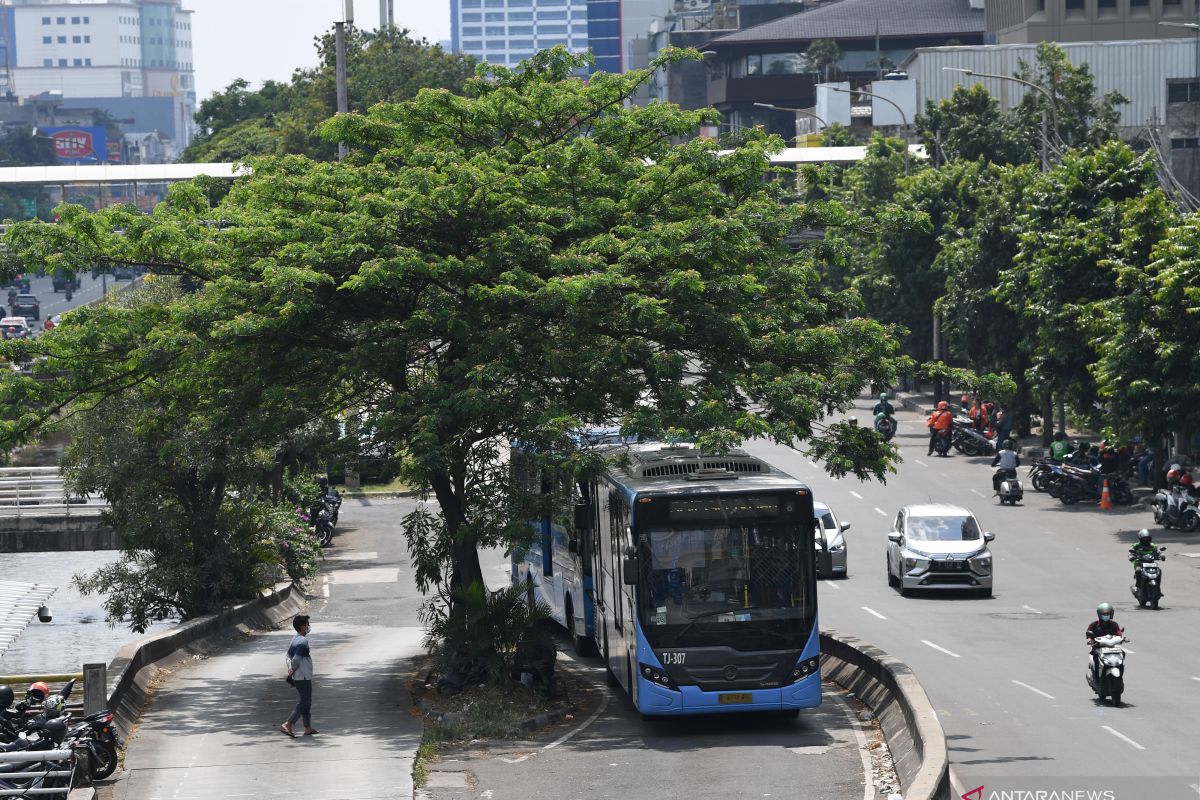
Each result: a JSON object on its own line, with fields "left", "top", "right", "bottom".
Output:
{"left": 379, "top": 0, "right": 393, "bottom": 29}
{"left": 335, "top": 1, "right": 353, "bottom": 162}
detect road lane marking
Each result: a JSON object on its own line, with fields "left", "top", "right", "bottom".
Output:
{"left": 1192, "top": 677, "right": 1200, "bottom": 681}
{"left": 1011, "top": 680, "right": 1055, "bottom": 700}
{"left": 826, "top": 689, "right": 874, "bottom": 800}
{"left": 1022, "top": 605, "right": 1043, "bottom": 615}
{"left": 849, "top": 490, "right": 863, "bottom": 500}
{"left": 874, "top": 507, "right": 888, "bottom": 516}
{"left": 322, "top": 583, "right": 330, "bottom": 598}
{"left": 970, "top": 488, "right": 985, "bottom": 498}
{"left": 1178, "top": 552, "right": 1200, "bottom": 559}
{"left": 914, "top": 459, "right": 929, "bottom": 467}
{"left": 921, "top": 640, "right": 961, "bottom": 658}
{"left": 823, "top": 580, "right": 841, "bottom": 590}
{"left": 1101, "top": 725, "right": 1145, "bottom": 750}
{"left": 861, "top": 606, "right": 887, "bottom": 620}
{"left": 500, "top": 687, "right": 611, "bottom": 764}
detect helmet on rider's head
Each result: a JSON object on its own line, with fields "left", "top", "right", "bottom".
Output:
{"left": 1171, "top": 464, "right": 1181, "bottom": 472}
{"left": 1096, "top": 602, "right": 1114, "bottom": 622}
{"left": 0, "top": 686, "right": 12, "bottom": 710}
{"left": 1003, "top": 439, "right": 1015, "bottom": 451}
{"left": 880, "top": 392, "right": 888, "bottom": 402}
{"left": 26, "top": 681, "right": 48, "bottom": 704}
{"left": 315, "top": 475, "right": 329, "bottom": 487}
{"left": 1054, "top": 431, "right": 1066, "bottom": 441}
{"left": 848, "top": 416, "right": 858, "bottom": 427}
{"left": 1137, "top": 529, "right": 1152, "bottom": 543}
{"left": 937, "top": 400, "right": 948, "bottom": 410}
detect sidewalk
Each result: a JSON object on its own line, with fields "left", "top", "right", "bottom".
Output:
{"left": 105, "top": 497, "right": 428, "bottom": 800}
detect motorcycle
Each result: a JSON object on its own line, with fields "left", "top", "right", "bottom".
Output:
{"left": 1130, "top": 547, "right": 1167, "bottom": 610}
{"left": 874, "top": 413, "right": 896, "bottom": 443}
{"left": 996, "top": 470, "right": 1023, "bottom": 505}
{"left": 322, "top": 489, "right": 342, "bottom": 527}
{"left": 66, "top": 709, "right": 120, "bottom": 780}
{"left": 1058, "top": 467, "right": 1133, "bottom": 506}
{"left": 1152, "top": 487, "right": 1198, "bottom": 531}
{"left": 931, "top": 428, "right": 952, "bottom": 457}
{"left": 1029, "top": 459, "right": 1059, "bottom": 493}
{"left": 312, "top": 503, "right": 334, "bottom": 547}
{"left": 951, "top": 417, "right": 994, "bottom": 456}
{"left": 1086, "top": 634, "right": 1127, "bottom": 706}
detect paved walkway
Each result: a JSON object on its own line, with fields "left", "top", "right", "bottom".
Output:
{"left": 107, "top": 498, "right": 427, "bottom": 800}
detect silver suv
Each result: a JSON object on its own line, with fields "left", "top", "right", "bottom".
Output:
{"left": 886, "top": 504, "right": 994, "bottom": 598}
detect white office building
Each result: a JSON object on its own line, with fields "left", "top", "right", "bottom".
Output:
{"left": 0, "top": 0, "right": 196, "bottom": 153}
{"left": 449, "top": 0, "right": 590, "bottom": 68}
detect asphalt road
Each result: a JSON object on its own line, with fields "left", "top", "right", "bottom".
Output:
{"left": 739, "top": 400, "right": 1200, "bottom": 792}
{"left": 7, "top": 269, "right": 134, "bottom": 331}
{"left": 110, "top": 497, "right": 427, "bottom": 800}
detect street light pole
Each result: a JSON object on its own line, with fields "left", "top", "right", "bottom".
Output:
{"left": 335, "top": 1, "right": 354, "bottom": 162}
{"left": 752, "top": 102, "right": 829, "bottom": 142}
{"left": 824, "top": 85, "right": 910, "bottom": 175}
{"left": 942, "top": 66, "right": 1061, "bottom": 166}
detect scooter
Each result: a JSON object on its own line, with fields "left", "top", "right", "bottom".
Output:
{"left": 1086, "top": 634, "right": 1127, "bottom": 706}
{"left": 931, "top": 428, "right": 952, "bottom": 457}
{"left": 1152, "top": 487, "right": 1198, "bottom": 531}
{"left": 951, "top": 417, "right": 993, "bottom": 456}
{"left": 996, "top": 470, "right": 1023, "bottom": 505}
{"left": 874, "top": 413, "right": 896, "bottom": 443}
{"left": 1130, "top": 547, "right": 1167, "bottom": 610}
{"left": 313, "top": 504, "right": 334, "bottom": 547}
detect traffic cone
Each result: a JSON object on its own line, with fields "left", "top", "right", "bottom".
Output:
{"left": 1099, "top": 478, "right": 1114, "bottom": 510}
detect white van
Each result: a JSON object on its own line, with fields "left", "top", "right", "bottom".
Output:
{"left": 0, "top": 316, "right": 30, "bottom": 339}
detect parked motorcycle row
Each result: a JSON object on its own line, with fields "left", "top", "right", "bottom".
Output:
{"left": 0, "top": 678, "right": 120, "bottom": 795}
{"left": 1027, "top": 459, "right": 1135, "bottom": 507}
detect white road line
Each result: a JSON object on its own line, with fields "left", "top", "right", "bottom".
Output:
{"left": 826, "top": 690, "right": 874, "bottom": 800}
{"left": 808, "top": 461, "right": 820, "bottom": 470}
{"left": 861, "top": 606, "right": 887, "bottom": 620}
{"left": 321, "top": 583, "right": 330, "bottom": 598}
{"left": 1192, "top": 677, "right": 1200, "bottom": 682}
{"left": 914, "top": 459, "right": 929, "bottom": 467}
{"left": 1011, "top": 680, "right": 1055, "bottom": 700}
{"left": 1022, "top": 605, "right": 1043, "bottom": 615}
{"left": 873, "top": 507, "right": 888, "bottom": 517}
{"left": 823, "top": 580, "right": 841, "bottom": 590}
{"left": 970, "top": 488, "right": 985, "bottom": 498}
{"left": 921, "top": 640, "right": 961, "bottom": 658}
{"left": 1101, "top": 725, "right": 1145, "bottom": 750}
{"left": 849, "top": 490, "right": 863, "bottom": 500}
{"left": 500, "top": 688, "right": 611, "bottom": 764}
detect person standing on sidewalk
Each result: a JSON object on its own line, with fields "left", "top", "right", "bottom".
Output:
{"left": 281, "top": 614, "right": 318, "bottom": 737}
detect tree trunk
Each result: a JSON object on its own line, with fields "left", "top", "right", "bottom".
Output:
{"left": 430, "top": 471, "right": 486, "bottom": 605}
{"left": 1041, "top": 392, "right": 1053, "bottom": 447}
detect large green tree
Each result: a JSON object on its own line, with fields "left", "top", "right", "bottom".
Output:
{"left": 184, "top": 27, "right": 475, "bottom": 162}
{"left": 3, "top": 49, "right": 903, "bottom": 628}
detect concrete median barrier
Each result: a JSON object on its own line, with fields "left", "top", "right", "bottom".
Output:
{"left": 106, "top": 580, "right": 305, "bottom": 741}
{"left": 821, "top": 630, "right": 949, "bottom": 800}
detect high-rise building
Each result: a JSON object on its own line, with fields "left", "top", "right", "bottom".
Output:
{"left": 449, "top": 0, "right": 590, "bottom": 68}
{"left": 0, "top": 0, "right": 196, "bottom": 158}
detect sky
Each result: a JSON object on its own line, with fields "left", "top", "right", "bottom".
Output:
{"left": 190, "top": 0, "right": 451, "bottom": 102}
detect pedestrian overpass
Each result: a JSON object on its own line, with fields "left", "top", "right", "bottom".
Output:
{"left": 0, "top": 163, "right": 242, "bottom": 219}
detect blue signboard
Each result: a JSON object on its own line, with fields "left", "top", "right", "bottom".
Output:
{"left": 41, "top": 125, "right": 107, "bottom": 164}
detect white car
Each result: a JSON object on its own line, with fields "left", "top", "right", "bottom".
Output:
{"left": 814, "top": 501, "right": 850, "bottom": 579}
{"left": 886, "top": 504, "right": 994, "bottom": 597}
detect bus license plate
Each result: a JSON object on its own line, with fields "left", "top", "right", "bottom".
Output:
{"left": 719, "top": 693, "right": 752, "bottom": 705}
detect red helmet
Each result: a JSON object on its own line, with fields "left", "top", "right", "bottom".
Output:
{"left": 26, "top": 681, "right": 48, "bottom": 703}
{"left": 937, "top": 401, "right": 948, "bottom": 410}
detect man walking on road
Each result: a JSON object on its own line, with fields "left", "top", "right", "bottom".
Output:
{"left": 281, "top": 614, "right": 318, "bottom": 737}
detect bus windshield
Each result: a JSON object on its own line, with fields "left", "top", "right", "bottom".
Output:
{"left": 636, "top": 521, "right": 815, "bottom": 650}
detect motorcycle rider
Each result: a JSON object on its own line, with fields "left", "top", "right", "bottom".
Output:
{"left": 1066, "top": 441, "right": 1093, "bottom": 466}
{"left": 1086, "top": 602, "right": 1124, "bottom": 681}
{"left": 872, "top": 393, "right": 895, "bottom": 434}
{"left": 927, "top": 401, "right": 954, "bottom": 456}
{"left": 992, "top": 409, "right": 1014, "bottom": 449}
{"left": 1129, "top": 529, "right": 1163, "bottom": 596}
{"left": 991, "top": 439, "right": 1021, "bottom": 494}
{"left": 1049, "top": 431, "right": 1071, "bottom": 464}
{"left": 1098, "top": 445, "right": 1120, "bottom": 476}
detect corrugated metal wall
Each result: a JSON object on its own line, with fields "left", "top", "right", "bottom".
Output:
{"left": 909, "top": 39, "right": 1200, "bottom": 128}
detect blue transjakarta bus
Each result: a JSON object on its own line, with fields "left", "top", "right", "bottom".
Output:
{"left": 590, "top": 443, "right": 820, "bottom": 717}
{"left": 510, "top": 428, "right": 635, "bottom": 657}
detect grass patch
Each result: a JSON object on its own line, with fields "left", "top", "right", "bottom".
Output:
{"left": 419, "top": 678, "right": 571, "bottom": 745}
{"left": 412, "top": 729, "right": 439, "bottom": 788}
{"left": 337, "top": 476, "right": 412, "bottom": 493}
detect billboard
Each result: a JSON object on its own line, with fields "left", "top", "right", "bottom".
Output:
{"left": 41, "top": 126, "right": 107, "bottom": 164}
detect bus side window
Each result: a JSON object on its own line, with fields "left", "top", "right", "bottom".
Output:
{"left": 609, "top": 490, "right": 625, "bottom": 631}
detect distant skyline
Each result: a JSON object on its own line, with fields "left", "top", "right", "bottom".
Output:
{"left": 191, "top": 0, "right": 450, "bottom": 102}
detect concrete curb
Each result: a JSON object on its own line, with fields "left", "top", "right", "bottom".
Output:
{"left": 820, "top": 630, "right": 949, "bottom": 800}
{"left": 106, "top": 580, "right": 306, "bottom": 743}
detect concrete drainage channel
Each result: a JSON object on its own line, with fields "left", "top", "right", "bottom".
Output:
{"left": 821, "top": 630, "right": 950, "bottom": 800}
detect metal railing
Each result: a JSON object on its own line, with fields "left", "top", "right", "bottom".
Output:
{"left": 0, "top": 469, "right": 104, "bottom": 519}
{"left": 0, "top": 749, "right": 76, "bottom": 796}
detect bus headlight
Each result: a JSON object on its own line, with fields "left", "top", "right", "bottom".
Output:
{"left": 639, "top": 663, "right": 678, "bottom": 690}
{"left": 789, "top": 656, "right": 820, "bottom": 684}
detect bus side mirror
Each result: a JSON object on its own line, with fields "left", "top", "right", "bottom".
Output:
{"left": 573, "top": 503, "right": 593, "bottom": 532}
{"left": 622, "top": 556, "right": 639, "bottom": 585}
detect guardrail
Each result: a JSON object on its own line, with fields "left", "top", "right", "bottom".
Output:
{"left": 0, "top": 469, "right": 103, "bottom": 519}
